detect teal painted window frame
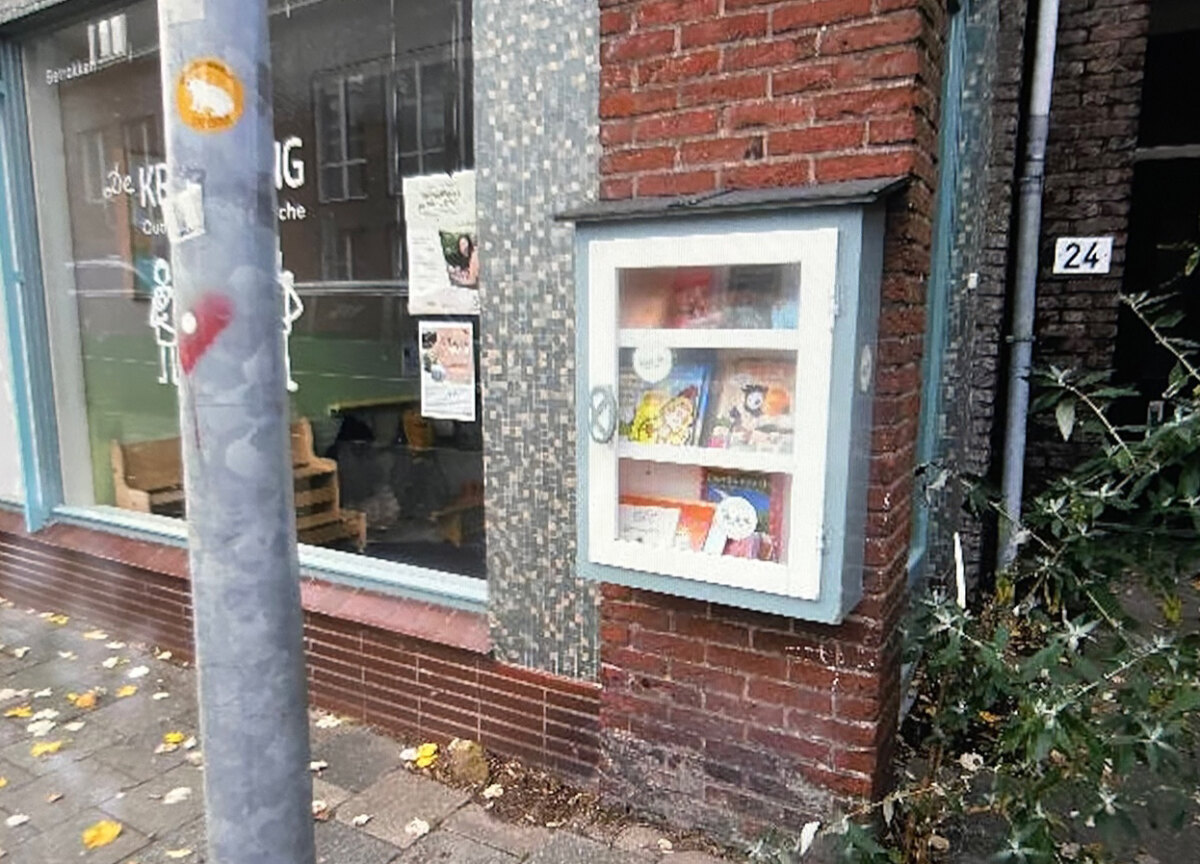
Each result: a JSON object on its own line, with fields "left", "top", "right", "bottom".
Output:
{"left": 909, "top": 1, "right": 968, "bottom": 584}
{"left": 0, "top": 41, "right": 62, "bottom": 531}
{"left": 0, "top": 39, "right": 485, "bottom": 613}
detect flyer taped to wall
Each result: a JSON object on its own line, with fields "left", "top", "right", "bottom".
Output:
{"left": 404, "top": 170, "right": 480, "bottom": 316}
{"left": 419, "top": 320, "right": 476, "bottom": 422}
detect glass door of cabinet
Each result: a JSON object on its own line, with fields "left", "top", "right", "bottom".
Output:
{"left": 585, "top": 228, "right": 840, "bottom": 601}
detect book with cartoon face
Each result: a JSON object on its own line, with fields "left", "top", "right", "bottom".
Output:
{"left": 705, "top": 357, "right": 795, "bottom": 453}
{"left": 618, "top": 353, "right": 713, "bottom": 447}
{"left": 701, "top": 469, "right": 784, "bottom": 562}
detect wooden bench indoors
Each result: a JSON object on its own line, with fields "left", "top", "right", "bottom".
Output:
{"left": 110, "top": 419, "right": 367, "bottom": 551}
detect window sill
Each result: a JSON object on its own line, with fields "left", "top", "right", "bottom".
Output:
{"left": 41, "top": 506, "right": 488, "bottom": 649}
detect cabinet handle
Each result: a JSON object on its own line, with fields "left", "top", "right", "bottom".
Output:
{"left": 589, "top": 385, "right": 617, "bottom": 444}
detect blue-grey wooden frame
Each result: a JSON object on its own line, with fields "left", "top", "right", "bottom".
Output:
{"left": 0, "top": 40, "right": 62, "bottom": 530}
{"left": 574, "top": 205, "right": 886, "bottom": 624}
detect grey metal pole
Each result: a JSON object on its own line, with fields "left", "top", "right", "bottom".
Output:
{"left": 156, "top": 3, "right": 316, "bottom": 863}
{"left": 998, "top": 0, "right": 1061, "bottom": 570}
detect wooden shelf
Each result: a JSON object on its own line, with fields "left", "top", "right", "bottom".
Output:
{"left": 618, "top": 328, "right": 799, "bottom": 352}
{"left": 618, "top": 441, "right": 793, "bottom": 475}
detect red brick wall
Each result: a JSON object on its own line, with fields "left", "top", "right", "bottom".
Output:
{"left": 597, "top": 0, "right": 945, "bottom": 837}
{"left": 599, "top": 0, "right": 941, "bottom": 200}
{"left": 0, "top": 515, "right": 600, "bottom": 784}
{"left": 600, "top": 585, "right": 901, "bottom": 834}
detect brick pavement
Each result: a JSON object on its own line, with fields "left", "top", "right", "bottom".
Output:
{"left": 0, "top": 598, "right": 729, "bottom": 864}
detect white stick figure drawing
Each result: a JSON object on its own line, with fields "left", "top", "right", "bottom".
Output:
{"left": 148, "top": 257, "right": 178, "bottom": 386}
{"left": 279, "top": 254, "right": 304, "bottom": 392}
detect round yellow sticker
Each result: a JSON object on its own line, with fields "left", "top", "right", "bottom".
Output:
{"left": 176, "top": 58, "right": 244, "bottom": 133}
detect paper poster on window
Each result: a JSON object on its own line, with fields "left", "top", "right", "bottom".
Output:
{"left": 419, "top": 321, "right": 476, "bottom": 422}
{"left": 404, "top": 170, "right": 480, "bottom": 316}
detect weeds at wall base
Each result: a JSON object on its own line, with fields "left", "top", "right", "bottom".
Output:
{"left": 753, "top": 288, "right": 1200, "bottom": 864}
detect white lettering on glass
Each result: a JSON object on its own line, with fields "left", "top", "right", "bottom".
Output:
{"left": 275, "top": 136, "right": 305, "bottom": 190}
{"left": 98, "top": 139, "right": 307, "bottom": 223}
{"left": 138, "top": 163, "right": 169, "bottom": 209}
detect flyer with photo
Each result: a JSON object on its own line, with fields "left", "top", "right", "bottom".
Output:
{"left": 419, "top": 320, "right": 476, "bottom": 422}
{"left": 403, "top": 170, "right": 480, "bottom": 316}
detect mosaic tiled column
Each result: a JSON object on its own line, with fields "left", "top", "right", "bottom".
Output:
{"left": 474, "top": 0, "right": 600, "bottom": 678}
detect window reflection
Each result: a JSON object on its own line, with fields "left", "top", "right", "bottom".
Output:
{"left": 26, "top": 0, "right": 484, "bottom": 578}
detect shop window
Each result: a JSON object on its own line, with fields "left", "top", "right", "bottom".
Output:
{"left": 23, "top": 0, "right": 484, "bottom": 581}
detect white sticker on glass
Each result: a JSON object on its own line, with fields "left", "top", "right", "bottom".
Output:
{"left": 632, "top": 346, "right": 672, "bottom": 383}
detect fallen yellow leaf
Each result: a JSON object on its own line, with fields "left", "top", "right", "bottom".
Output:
{"left": 417, "top": 742, "right": 438, "bottom": 758}
{"left": 81, "top": 819, "right": 122, "bottom": 849}
{"left": 115, "top": 685, "right": 138, "bottom": 699}
{"left": 978, "top": 711, "right": 1002, "bottom": 725}
{"left": 163, "top": 731, "right": 186, "bottom": 746}
{"left": 0, "top": 776, "right": 7, "bottom": 789}
{"left": 4, "top": 705, "right": 32, "bottom": 719}
{"left": 71, "top": 691, "right": 98, "bottom": 710}
{"left": 30, "top": 740, "right": 64, "bottom": 757}
{"left": 165, "top": 849, "right": 193, "bottom": 859}
{"left": 48, "top": 614, "right": 69, "bottom": 626}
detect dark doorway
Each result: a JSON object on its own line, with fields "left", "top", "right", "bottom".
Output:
{"left": 1114, "top": 2, "right": 1200, "bottom": 427}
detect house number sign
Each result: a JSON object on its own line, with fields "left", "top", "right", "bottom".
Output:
{"left": 1053, "top": 237, "right": 1113, "bottom": 275}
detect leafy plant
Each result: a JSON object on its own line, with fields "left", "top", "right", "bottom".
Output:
{"left": 792, "top": 286, "right": 1200, "bottom": 864}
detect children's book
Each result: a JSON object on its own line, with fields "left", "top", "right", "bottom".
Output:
{"left": 619, "top": 270, "right": 671, "bottom": 328}
{"left": 619, "top": 495, "right": 716, "bottom": 552}
{"left": 618, "top": 356, "right": 713, "bottom": 447}
{"left": 666, "top": 267, "right": 722, "bottom": 329}
{"left": 618, "top": 502, "right": 681, "bottom": 548}
{"left": 704, "top": 357, "right": 795, "bottom": 453}
{"left": 701, "top": 469, "right": 785, "bottom": 561}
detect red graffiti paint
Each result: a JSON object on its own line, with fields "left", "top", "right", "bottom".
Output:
{"left": 178, "top": 293, "right": 234, "bottom": 374}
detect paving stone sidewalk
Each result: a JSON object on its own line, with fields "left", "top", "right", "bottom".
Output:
{"left": 0, "top": 600, "right": 728, "bottom": 864}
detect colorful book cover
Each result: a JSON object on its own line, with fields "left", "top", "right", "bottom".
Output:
{"left": 701, "top": 469, "right": 785, "bottom": 561}
{"left": 620, "top": 495, "right": 716, "bottom": 552}
{"left": 619, "top": 271, "right": 671, "bottom": 328}
{"left": 705, "top": 357, "right": 795, "bottom": 453}
{"left": 666, "top": 267, "right": 722, "bottom": 329}
{"left": 619, "top": 357, "right": 713, "bottom": 447}
{"left": 617, "top": 502, "right": 681, "bottom": 548}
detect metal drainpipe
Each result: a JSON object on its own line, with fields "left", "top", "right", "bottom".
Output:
{"left": 998, "top": 0, "right": 1062, "bottom": 571}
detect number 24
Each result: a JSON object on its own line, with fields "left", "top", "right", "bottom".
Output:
{"left": 1062, "top": 242, "right": 1102, "bottom": 270}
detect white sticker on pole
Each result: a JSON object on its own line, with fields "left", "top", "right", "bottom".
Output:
{"left": 1053, "top": 237, "right": 1113, "bottom": 275}
{"left": 163, "top": 180, "right": 206, "bottom": 245}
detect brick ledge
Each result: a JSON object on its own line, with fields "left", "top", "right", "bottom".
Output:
{"left": 0, "top": 508, "right": 491, "bottom": 655}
